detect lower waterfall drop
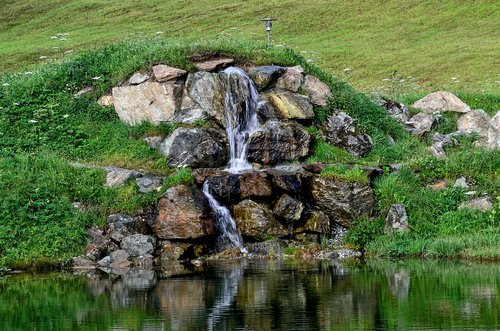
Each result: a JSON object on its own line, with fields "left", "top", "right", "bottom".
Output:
{"left": 202, "top": 67, "right": 262, "bottom": 249}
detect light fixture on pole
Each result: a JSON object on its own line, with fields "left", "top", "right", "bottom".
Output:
{"left": 260, "top": 18, "right": 276, "bottom": 48}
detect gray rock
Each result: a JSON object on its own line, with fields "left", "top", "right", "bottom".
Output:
{"left": 71, "top": 256, "right": 96, "bottom": 269}
{"left": 272, "top": 194, "right": 304, "bottom": 222}
{"left": 105, "top": 167, "right": 142, "bottom": 188}
{"left": 173, "top": 95, "right": 208, "bottom": 123}
{"left": 233, "top": 200, "right": 289, "bottom": 241}
{"left": 429, "top": 132, "right": 457, "bottom": 158}
{"left": 152, "top": 64, "right": 186, "bottom": 82}
{"left": 133, "top": 255, "right": 154, "bottom": 269}
{"left": 185, "top": 72, "right": 226, "bottom": 126}
{"left": 128, "top": 72, "right": 150, "bottom": 85}
{"left": 105, "top": 214, "right": 150, "bottom": 243}
{"left": 453, "top": 176, "right": 469, "bottom": 189}
{"left": 160, "top": 127, "right": 228, "bottom": 168}
{"left": 110, "top": 250, "right": 131, "bottom": 269}
{"left": 486, "top": 111, "right": 500, "bottom": 150}
{"left": 135, "top": 174, "right": 163, "bottom": 193}
{"left": 457, "top": 109, "right": 490, "bottom": 138}
{"left": 264, "top": 90, "right": 314, "bottom": 120}
{"left": 84, "top": 228, "right": 109, "bottom": 261}
{"left": 121, "top": 234, "right": 155, "bottom": 257}
{"left": 308, "top": 176, "right": 376, "bottom": 228}
{"left": 97, "top": 256, "right": 112, "bottom": 268}
{"left": 112, "top": 82, "right": 180, "bottom": 125}
{"left": 384, "top": 204, "right": 409, "bottom": 234}
{"left": 154, "top": 185, "right": 215, "bottom": 240}
{"left": 459, "top": 197, "right": 493, "bottom": 212}
{"left": 323, "top": 112, "right": 373, "bottom": 157}
{"left": 376, "top": 97, "right": 410, "bottom": 122}
{"left": 302, "top": 75, "right": 332, "bottom": 107}
{"left": 246, "top": 121, "right": 312, "bottom": 165}
{"left": 413, "top": 91, "right": 470, "bottom": 114}
{"left": 275, "top": 66, "right": 304, "bottom": 92}
{"left": 143, "top": 136, "right": 164, "bottom": 149}
{"left": 247, "top": 66, "right": 286, "bottom": 91}
{"left": 405, "top": 112, "right": 435, "bottom": 136}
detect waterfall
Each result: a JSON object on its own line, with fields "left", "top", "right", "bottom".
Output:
{"left": 202, "top": 67, "right": 261, "bottom": 249}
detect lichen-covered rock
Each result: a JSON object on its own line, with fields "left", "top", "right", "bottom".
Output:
{"left": 246, "top": 121, "right": 312, "bottom": 165}
{"left": 384, "top": 204, "right": 409, "bottom": 234}
{"left": 405, "top": 112, "right": 435, "bottom": 136}
{"left": 294, "top": 210, "right": 330, "bottom": 234}
{"left": 264, "top": 90, "right": 314, "bottom": 120}
{"left": 160, "top": 127, "right": 228, "bottom": 168}
{"left": 121, "top": 234, "right": 155, "bottom": 257}
{"left": 154, "top": 185, "right": 215, "bottom": 240}
{"left": 308, "top": 176, "right": 376, "bottom": 228}
{"left": 272, "top": 194, "right": 304, "bottom": 223}
{"left": 323, "top": 112, "right": 373, "bottom": 157}
{"left": 112, "top": 82, "right": 181, "bottom": 125}
{"left": 135, "top": 174, "right": 163, "bottom": 193}
{"left": 152, "top": 65, "right": 186, "bottom": 82}
{"left": 413, "top": 91, "right": 470, "bottom": 113}
{"left": 275, "top": 66, "right": 304, "bottom": 92}
{"left": 459, "top": 196, "right": 493, "bottom": 212}
{"left": 159, "top": 241, "right": 192, "bottom": 261}
{"left": 185, "top": 72, "right": 226, "bottom": 126}
{"left": 376, "top": 96, "right": 410, "bottom": 122}
{"left": 302, "top": 75, "right": 332, "bottom": 107}
{"left": 204, "top": 171, "right": 272, "bottom": 203}
{"left": 247, "top": 66, "right": 286, "bottom": 91}
{"left": 233, "top": 200, "right": 289, "bottom": 241}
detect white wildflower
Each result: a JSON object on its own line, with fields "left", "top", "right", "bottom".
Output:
{"left": 29, "top": 120, "right": 38, "bottom": 123}
{"left": 50, "top": 36, "right": 58, "bottom": 39}
{"left": 63, "top": 114, "right": 69, "bottom": 118}
{"left": 39, "top": 56, "right": 48, "bottom": 60}
{"left": 2, "top": 83, "right": 9, "bottom": 86}
{"left": 155, "top": 31, "right": 163, "bottom": 34}
{"left": 12, "top": 102, "right": 19, "bottom": 106}
{"left": 64, "top": 50, "right": 74, "bottom": 54}
{"left": 343, "top": 68, "right": 352, "bottom": 72}
{"left": 92, "top": 76, "right": 101, "bottom": 80}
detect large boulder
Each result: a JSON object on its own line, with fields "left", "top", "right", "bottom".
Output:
{"left": 308, "top": 176, "right": 376, "bottom": 228}
{"left": 121, "top": 234, "right": 155, "bottom": 257}
{"left": 272, "top": 194, "right": 304, "bottom": 223}
{"left": 264, "top": 91, "right": 314, "bottom": 120}
{"left": 246, "top": 121, "right": 312, "bottom": 165}
{"left": 184, "top": 72, "right": 226, "bottom": 126}
{"left": 112, "top": 82, "right": 181, "bottom": 125}
{"left": 413, "top": 91, "right": 470, "bottom": 114}
{"left": 302, "top": 75, "right": 332, "bottom": 107}
{"left": 154, "top": 185, "right": 215, "bottom": 240}
{"left": 204, "top": 171, "right": 272, "bottom": 203}
{"left": 160, "top": 127, "right": 228, "bottom": 168}
{"left": 405, "top": 112, "right": 435, "bottom": 136}
{"left": 233, "top": 200, "right": 289, "bottom": 241}
{"left": 247, "top": 66, "right": 286, "bottom": 91}
{"left": 275, "top": 66, "right": 304, "bottom": 92}
{"left": 323, "top": 112, "right": 373, "bottom": 157}
{"left": 457, "top": 109, "right": 490, "bottom": 137}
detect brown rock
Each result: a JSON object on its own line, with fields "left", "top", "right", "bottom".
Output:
{"left": 193, "top": 58, "right": 234, "bottom": 71}
{"left": 152, "top": 64, "right": 187, "bottom": 82}
{"left": 97, "top": 95, "right": 114, "bottom": 107}
{"left": 303, "top": 75, "right": 332, "bottom": 107}
{"left": 295, "top": 210, "right": 330, "bottom": 234}
{"left": 276, "top": 66, "right": 304, "bottom": 92}
{"left": 273, "top": 194, "right": 304, "bottom": 222}
{"left": 160, "top": 241, "right": 192, "bottom": 261}
{"left": 233, "top": 200, "right": 289, "bottom": 241}
{"left": 429, "top": 180, "right": 447, "bottom": 190}
{"left": 413, "top": 91, "right": 470, "bottom": 114}
{"left": 154, "top": 185, "right": 214, "bottom": 240}
{"left": 264, "top": 90, "right": 314, "bottom": 120}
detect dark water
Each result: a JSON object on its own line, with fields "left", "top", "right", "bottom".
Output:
{"left": 0, "top": 259, "right": 498, "bottom": 331}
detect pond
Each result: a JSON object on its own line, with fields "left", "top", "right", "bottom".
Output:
{"left": 0, "top": 259, "right": 498, "bottom": 330}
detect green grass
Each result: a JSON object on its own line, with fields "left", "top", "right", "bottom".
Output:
{"left": 321, "top": 165, "right": 369, "bottom": 184}
{"left": 0, "top": 0, "right": 498, "bottom": 94}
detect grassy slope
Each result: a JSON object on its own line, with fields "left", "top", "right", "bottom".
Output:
{"left": 0, "top": 0, "right": 499, "bottom": 94}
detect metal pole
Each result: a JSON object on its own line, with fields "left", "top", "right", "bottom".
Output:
{"left": 260, "top": 18, "right": 276, "bottom": 49}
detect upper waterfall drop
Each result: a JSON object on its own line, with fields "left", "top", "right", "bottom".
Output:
{"left": 221, "top": 67, "right": 261, "bottom": 173}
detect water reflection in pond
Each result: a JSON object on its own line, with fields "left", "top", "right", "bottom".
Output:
{"left": 0, "top": 259, "right": 498, "bottom": 330}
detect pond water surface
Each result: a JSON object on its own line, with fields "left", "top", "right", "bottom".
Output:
{"left": 0, "top": 259, "right": 498, "bottom": 331}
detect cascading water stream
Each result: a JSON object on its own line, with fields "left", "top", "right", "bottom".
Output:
{"left": 202, "top": 67, "right": 261, "bottom": 249}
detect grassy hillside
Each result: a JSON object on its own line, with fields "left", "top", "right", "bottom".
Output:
{"left": 0, "top": 0, "right": 498, "bottom": 94}
{"left": 0, "top": 39, "right": 498, "bottom": 269}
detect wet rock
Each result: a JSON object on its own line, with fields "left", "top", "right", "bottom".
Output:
{"left": 302, "top": 75, "right": 332, "bottom": 107}
{"left": 135, "top": 174, "right": 163, "bottom": 193}
{"left": 97, "top": 95, "right": 113, "bottom": 107}
{"left": 160, "top": 127, "right": 228, "bottom": 168}
{"left": 152, "top": 64, "right": 186, "bottom": 82}
{"left": 246, "top": 121, "right": 312, "bottom": 165}
{"left": 155, "top": 185, "right": 214, "bottom": 240}
{"left": 325, "top": 249, "right": 362, "bottom": 260}
{"left": 273, "top": 194, "right": 304, "bottom": 222}
{"left": 204, "top": 171, "right": 272, "bottom": 203}
{"left": 239, "top": 171, "right": 273, "bottom": 199}
{"left": 233, "top": 200, "right": 289, "bottom": 241}
{"left": 294, "top": 210, "right": 330, "bottom": 235}
{"left": 264, "top": 90, "right": 314, "bottom": 120}
{"left": 268, "top": 168, "right": 305, "bottom": 193}
{"left": 323, "top": 112, "right": 373, "bottom": 157}
{"left": 457, "top": 109, "right": 490, "bottom": 138}
{"left": 405, "top": 112, "right": 435, "bottom": 136}
{"left": 105, "top": 214, "right": 150, "bottom": 243}
{"left": 275, "top": 66, "right": 304, "bottom": 92}
{"left": 453, "top": 176, "right": 469, "bottom": 189}
{"left": 384, "top": 204, "right": 409, "bottom": 234}
{"left": 143, "top": 135, "right": 164, "bottom": 149}
{"left": 160, "top": 241, "right": 192, "bottom": 261}
{"left": 193, "top": 57, "right": 234, "bottom": 71}
{"left": 247, "top": 65, "right": 286, "bottom": 91}
{"left": 185, "top": 72, "right": 226, "bottom": 126}
{"left": 308, "top": 176, "right": 376, "bottom": 228}
{"left": 71, "top": 256, "right": 96, "bottom": 269}
{"left": 245, "top": 240, "right": 288, "bottom": 257}
{"left": 112, "top": 82, "right": 180, "bottom": 125}
{"left": 413, "top": 91, "right": 470, "bottom": 114}
{"left": 459, "top": 196, "right": 493, "bottom": 212}
{"left": 128, "top": 72, "right": 150, "bottom": 85}
{"left": 256, "top": 100, "right": 284, "bottom": 121}
{"left": 121, "top": 234, "right": 155, "bottom": 257}
{"left": 376, "top": 96, "right": 410, "bottom": 122}
{"left": 105, "top": 167, "right": 142, "bottom": 188}
{"left": 173, "top": 95, "right": 208, "bottom": 124}
{"left": 110, "top": 250, "right": 131, "bottom": 269}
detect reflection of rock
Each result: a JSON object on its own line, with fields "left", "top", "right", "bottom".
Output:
{"left": 386, "top": 270, "right": 410, "bottom": 300}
